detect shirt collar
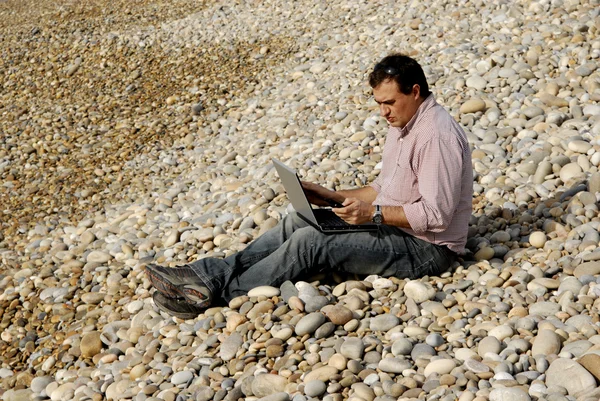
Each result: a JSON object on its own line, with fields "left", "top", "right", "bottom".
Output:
{"left": 397, "top": 94, "right": 436, "bottom": 138}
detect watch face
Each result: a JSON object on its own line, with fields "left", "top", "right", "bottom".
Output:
{"left": 373, "top": 214, "right": 383, "bottom": 224}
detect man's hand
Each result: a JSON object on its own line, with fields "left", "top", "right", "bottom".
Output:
{"left": 301, "top": 181, "right": 345, "bottom": 207}
{"left": 333, "top": 198, "right": 373, "bottom": 225}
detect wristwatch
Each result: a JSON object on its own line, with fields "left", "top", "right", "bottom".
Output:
{"left": 372, "top": 205, "right": 383, "bottom": 224}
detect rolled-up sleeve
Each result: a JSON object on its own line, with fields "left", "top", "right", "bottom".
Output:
{"left": 403, "top": 136, "right": 464, "bottom": 235}
{"left": 370, "top": 175, "right": 382, "bottom": 193}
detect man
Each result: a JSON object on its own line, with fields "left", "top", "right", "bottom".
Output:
{"left": 146, "top": 54, "right": 473, "bottom": 318}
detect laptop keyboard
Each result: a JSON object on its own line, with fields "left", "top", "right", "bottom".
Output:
{"left": 319, "top": 212, "right": 349, "bottom": 227}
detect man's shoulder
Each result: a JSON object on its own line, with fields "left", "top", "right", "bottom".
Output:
{"left": 414, "top": 104, "right": 465, "bottom": 142}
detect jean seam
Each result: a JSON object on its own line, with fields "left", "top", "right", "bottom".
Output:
{"left": 194, "top": 269, "right": 217, "bottom": 295}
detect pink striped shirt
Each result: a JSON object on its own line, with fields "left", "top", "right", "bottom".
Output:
{"left": 371, "top": 95, "right": 473, "bottom": 254}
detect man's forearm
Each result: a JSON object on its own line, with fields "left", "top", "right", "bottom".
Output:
{"left": 379, "top": 205, "right": 412, "bottom": 229}
{"left": 337, "top": 186, "right": 378, "bottom": 204}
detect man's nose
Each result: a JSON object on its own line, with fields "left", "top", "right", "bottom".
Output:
{"left": 380, "top": 104, "right": 389, "bottom": 116}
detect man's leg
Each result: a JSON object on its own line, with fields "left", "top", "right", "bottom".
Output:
{"left": 186, "top": 212, "right": 312, "bottom": 298}
{"left": 221, "top": 224, "right": 456, "bottom": 301}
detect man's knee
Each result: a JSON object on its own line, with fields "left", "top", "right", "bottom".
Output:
{"left": 288, "top": 225, "right": 323, "bottom": 249}
{"left": 284, "top": 211, "right": 311, "bottom": 230}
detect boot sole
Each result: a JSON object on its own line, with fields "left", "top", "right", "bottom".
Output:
{"left": 145, "top": 267, "right": 210, "bottom": 307}
{"left": 152, "top": 291, "right": 203, "bottom": 319}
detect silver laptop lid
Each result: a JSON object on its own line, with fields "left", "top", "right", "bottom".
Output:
{"left": 272, "top": 159, "right": 319, "bottom": 226}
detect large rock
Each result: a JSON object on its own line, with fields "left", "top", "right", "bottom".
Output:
{"left": 578, "top": 350, "right": 600, "bottom": 381}
{"left": 295, "top": 312, "right": 326, "bottom": 336}
{"left": 340, "top": 337, "right": 365, "bottom": 359}
{"left": 303, "top": 366, "right": 338, "bottom": 383}
{"left": 404, "top": 281, "right": 436, "bottom": 303}
{"left": 489, "top": 387, "right": 531, "bottom": 401}
{"left": 423, "top": 359, "right": 456, "bottom": 377}
{"left": 80, "top": 332, "right": 103, "bottom": 358}
{"left": 219, "top": 332, "right": 243, "bottom": 361}
{"left": 545, "top": 358, "right": 597, "bottom": 396}
{"left": 251, "top": 374, "right": 287, "bottom": 398}
{"left": 323, "top": 305, "right": 353, "bottom": 326}
{"left": 574, "top": 262, "right": 600, "bottom": 278}
{"left": 460, "top": 99, "right": 486, "bottom": 114}
{"left": 531, "top": 329, "right": 562, "bottom": 356}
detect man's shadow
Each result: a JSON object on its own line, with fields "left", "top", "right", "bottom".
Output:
{"left": 461, "top": 179, "right": 596, "bottom": 277}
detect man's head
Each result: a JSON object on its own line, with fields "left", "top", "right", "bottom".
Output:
{"left": 369, "top": 54, "right": 431, "bottom": 128}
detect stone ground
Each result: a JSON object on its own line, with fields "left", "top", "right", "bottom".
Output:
{"left": 1, "top": 0, "right": 600, "bottom": 401}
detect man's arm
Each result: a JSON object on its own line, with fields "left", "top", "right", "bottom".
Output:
{"left": 302, "top": 182, "right": 414, "bottom": 228}
{"left": 333, "top": 199, "right": 412, "bottom": 228}
{"left": 337, "top": 186, "right": 378, "bottom": 204}
{"left": 301, "top": 182, "right": 378, "bottom": 206}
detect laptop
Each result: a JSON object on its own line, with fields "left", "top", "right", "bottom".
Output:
{"left": 272, "top": 159, "right": 379, "bottom": 233}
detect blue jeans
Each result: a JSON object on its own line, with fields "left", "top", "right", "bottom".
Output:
{"left": 189, "top": 212, "right": 456, "bottom": 302}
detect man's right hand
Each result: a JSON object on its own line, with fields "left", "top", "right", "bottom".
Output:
{"left": 301, "top": 181, "right": 345, "bottom": 207}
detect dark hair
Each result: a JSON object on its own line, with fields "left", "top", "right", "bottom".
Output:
{"left": 368, "top": 54, "right": 431, "bottom": 98}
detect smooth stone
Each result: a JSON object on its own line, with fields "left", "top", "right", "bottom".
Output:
{"left": 248, "top": 286, "right": 280, "bottom": 298}
{"left": 411, "top": 343, "right": 436, "bottom": 361}
{"left": 304, "top": 295, "right": 329, "bottom": 312}
{"left": 478, "top": 336, "right": 502, "bottom": 357}
{"left": 563, "top": 340, "right": 592, "bottom": 358}
{"left": 545, "top": 358, "right": 596, "bottom": 396}
{"left": 488, "top": 325, "right": 513, "bottom": 341}
{"left": 323, "top": 305, "right": 353, "bottom": 325}
{"left": 474, "top": 246, "right": 494, "bottom": 261}
{"left": 295, "top": 312, "right": 326, "bottom": 336}
{"left": 466, "top": 75, "right": 487, "bottom": 90}
{"left": 370, "top": 314, "right": 399, "bottom": 332}
{"left": 328, "top": 354, "right": 348, "bottom": 370}
{"left": 588, "top": 172, "right": 600, "bottom": 194}
{"left": 460, "top": 99, "right": 487, "bottom": 114}
{"left": 378, "top": 357, "right": 412, "bottom": 374}
{"left": 252, "top": 374, "right": 287, "bottom": 398}
{"left": 574, "top": 262, "right": 600, "bottom": 278}
{"left": 392, "top": 338, "right": 413, "bottom": 356}
{"left": 489, "top": 387, "right": 531, "bottom": 401}
{"left": 424, "top": 359, "right": 456, "bottom": 377}
{"left": 464, "top": 359, "right": 490, "bottom": 373}
{"left": 532, "top": 330, "right": 562, "bottom": 356}
{"left": 404, "top": 281, "right": 436, "bottom": 303}
{"left": 81, "top": 292, "right": 106, "bottom": 305}
{"left": 3, "top": 389, "right": 33, "bottom": 401}
{"left": 583, "top": 105, "right": 600, "bottom": 116}
{"left": 529, "top": 232, "right": 547, "bottom": 248}
{"left": 279, "top": 281, "right": 298, "bottom": 302}
{"left": 304, "top": 380, "right": 327, "bottom": 397}
{"left": 86, "top": 250, "right": 111, "bottom": 263}
{"left": 578, "top": 350, "right": 600, "bottom": 381}
{"left": 31, "top": 376, "right": 53, "bottom": 394}
{"left": 50, "top": 383, "right": 75, "bottom": 401}
{"left": 340, "top": 337, "right": 365, "bottom": 360}
{"left": 257, "top": 393, "right": 290, "bottom": 401}
{"left": 533, "top": 161, "right": 552, "bottom": 184}
{"left": 529, "top": 302, "right": 560, "bottom": 317}
{"left": 559, "top": 162, "right": 584, "bottom": 183}
{"left": 303, "top": 366, "right": 338, "bottom": 383}
{"left": 171, "top": 371, "right": 193, "bottom": 385}
{"left": 425, "top": 333, "right": 444, "bottom": 347}
{"left": 80, "top": 332, "right": 103, "bottom": 358}
{"left": 568, "top": 140, "right": 592, "bottom": 154}
{"left": 220, "top": 332, "right": 243, "bottom": 361}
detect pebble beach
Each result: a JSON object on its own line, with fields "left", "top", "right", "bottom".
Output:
{"left": 1, "top": 0, "right": 600, "bottom": 400}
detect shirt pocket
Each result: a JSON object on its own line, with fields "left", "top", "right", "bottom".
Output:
{"left": 389, "top": 164, "right": 418, "bottom": 204}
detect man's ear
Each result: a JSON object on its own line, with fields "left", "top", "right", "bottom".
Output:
{"left": 412, "top": 84, "right": 421, "bottom": 99}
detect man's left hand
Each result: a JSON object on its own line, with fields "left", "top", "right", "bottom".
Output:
{"left": 333, "top": 198, "right": 373, "bottom": 225}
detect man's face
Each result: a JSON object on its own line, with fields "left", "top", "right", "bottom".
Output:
{"left": 373, "top": 79, "right": 422, "bottom": 128}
